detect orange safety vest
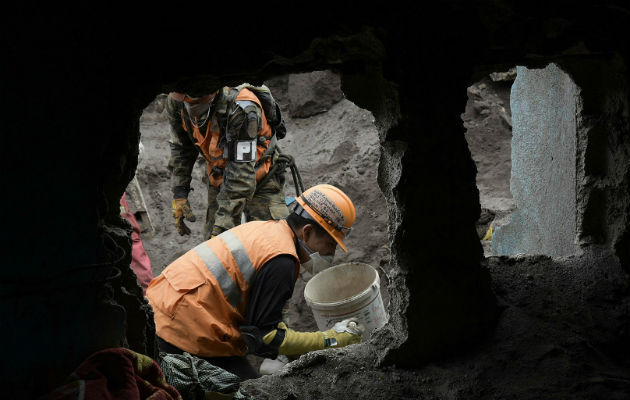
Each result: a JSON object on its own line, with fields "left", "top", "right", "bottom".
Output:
{"left": 175, "top": 88, "right": 274, "bottom": 187}
{"left": 146, "top": 219, "right": 300, "bottom": 357}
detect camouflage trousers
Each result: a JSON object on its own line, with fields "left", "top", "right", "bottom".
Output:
{"left": 202, "top": 167, "right": 290, "bottom": 240}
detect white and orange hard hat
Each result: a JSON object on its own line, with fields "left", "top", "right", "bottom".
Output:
{"left": 294, "top": 184, "right": 356, "bottom": 251}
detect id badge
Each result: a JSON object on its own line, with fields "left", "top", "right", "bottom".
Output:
{"left": 234, "top": 139, "right": 257, "bottom": 162}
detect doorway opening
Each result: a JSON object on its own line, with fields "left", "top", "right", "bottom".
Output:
{"left": 465, "top": 64, "right": 582, "bottom": 259}
{"left": 134, "top": 70, "right": 390, "bottom": 370}
{"left": 462, "top": 67, "right": 516, "bottom": 257}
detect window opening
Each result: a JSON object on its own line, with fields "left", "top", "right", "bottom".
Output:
{"left": 465, "top": 64, "right": 581, "bottom": 259}
{"left": 136, "top": 70, "right": 390, "bottom": 368}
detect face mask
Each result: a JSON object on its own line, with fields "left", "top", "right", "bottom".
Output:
{"left": 298, "top": 239, "right": 334, "bottom": 275}
{"left": 309, "top": 252, "right": 335, "bottom": 274}
{"left": 184, "top": 102, "right": 211, "bottom": 127}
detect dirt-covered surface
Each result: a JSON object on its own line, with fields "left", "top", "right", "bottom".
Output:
{"left": 240, "top": 249, "right": 630, "bottom": 400}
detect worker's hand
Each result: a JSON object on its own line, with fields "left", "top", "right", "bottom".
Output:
{"left": 210, "top": 226, "right": 225, "bottom": 238}
{"left": 331, "top": 318, "right": 365, "bottom": 336}
{"left": 323, "top": 317, "right": 364, "bottom": 348}
{"left": 262, "top": 320, "right": 364, "bottom": 357}
{"left": 172, "top": 198, "right": 196, "bottom": 235}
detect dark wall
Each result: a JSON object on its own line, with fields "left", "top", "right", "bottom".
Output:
{"left": 2, "top": 2, "right": 629, "bottom": 398}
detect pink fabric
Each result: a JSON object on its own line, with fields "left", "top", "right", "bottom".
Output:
{"left": 120, "top": 193, "right": 154, "bottom": 295}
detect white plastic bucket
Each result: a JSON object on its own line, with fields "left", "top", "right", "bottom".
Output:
{"left": 303, "top": 262, "right": 388, "bottom": 339}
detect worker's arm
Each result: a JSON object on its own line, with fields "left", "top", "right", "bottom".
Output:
{"left": 239, "top": 255, "right": 364, "bottom": 358}
{"left": 240, "top": 254, "right": 296, "bottom": 358}
{"left": 262, "top": 319, "right": 363, "bottom": 357}
{"left": 166, "top": 93, "right": 200, "bottom": 235}
{"left": 211, "top": 102, "right": 262, "bottom": 235}
{"left": 166, "top": 93, "right": 198, "bottom": 198}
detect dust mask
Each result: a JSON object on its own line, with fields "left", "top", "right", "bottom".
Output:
{"left": 183, "top": 101, "right": 211, "bottom": 127}
{"left": 298, "top": 238, "right": 334, "bottom": 275}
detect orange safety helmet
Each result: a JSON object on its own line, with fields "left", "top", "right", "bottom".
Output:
{"left": 294, "top": 184, "right": 356, "bottom": 251}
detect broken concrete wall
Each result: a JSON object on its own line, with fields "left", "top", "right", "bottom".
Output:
{"left": 566, "top": 55, "right": 630, "bottom": 271}
{"left": 492, "top": 56, "right": 630, "bottom": 268}
{"left": 493, "top": 63, "right": 579, "bottom": 258}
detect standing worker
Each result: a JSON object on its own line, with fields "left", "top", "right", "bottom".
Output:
{"left": 166, "top": 83, "right": 290, "bottom": 240}
{"left": 146, "top": 184, "right": 364, "bottom": 380}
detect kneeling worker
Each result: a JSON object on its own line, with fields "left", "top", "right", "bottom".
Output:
{"left": 146, "top": 184, "right": 364, "bottom": 380}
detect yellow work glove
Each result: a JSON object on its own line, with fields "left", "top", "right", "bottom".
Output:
{"left": 325, "top": 318, "right": 365, "bottom": 345}
{"left": 482, "top": 225, "right": 494, "bottom": 241}
{"left": 263, "top": 318, "right": 364, "bottom": 357}
{"left": 172, "top": 198, "right": 196, "bottom": 236}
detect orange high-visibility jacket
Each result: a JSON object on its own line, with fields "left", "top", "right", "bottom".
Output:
{"left": 178, "top": 88, "right": 274, "bottom": 187}
{"left": 146, "top": 219, "right": 299, "bottom": 357}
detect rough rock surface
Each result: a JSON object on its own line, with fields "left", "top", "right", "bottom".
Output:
{"left": 287, "top": 70, "right": 345, "bottom": 118}
{"left": 493, "top": 64, "right": 579, "bottom": 258}
{"left": 240, "top": 249, "right": 630, "bottom": 400}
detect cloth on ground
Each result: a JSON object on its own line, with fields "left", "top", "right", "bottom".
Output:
{"left": 38, "top": 347, "right": 181, "bottom": 400}
{"left": 158, "top": 352, "right": 248, "bottom": 400}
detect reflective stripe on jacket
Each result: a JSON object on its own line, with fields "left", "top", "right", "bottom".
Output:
{"left": 146, "top": 219, "right": 299, "bottom": 357}
{"left": 179, "top": 87, "right": 274, "bottom": 187}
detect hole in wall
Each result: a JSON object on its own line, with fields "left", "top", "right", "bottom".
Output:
{"left": 463, "top": 67, "right": 516, "bottom": 258}
{"left": 466, "top": 63, "right": 582, "bottom": 259}
{"left": 129, "top": 70, "right": 390, "bottom": 369}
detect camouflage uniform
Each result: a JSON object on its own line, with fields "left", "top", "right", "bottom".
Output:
{"left": 166, "top": 90, "right": 289, "bottom": 240}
